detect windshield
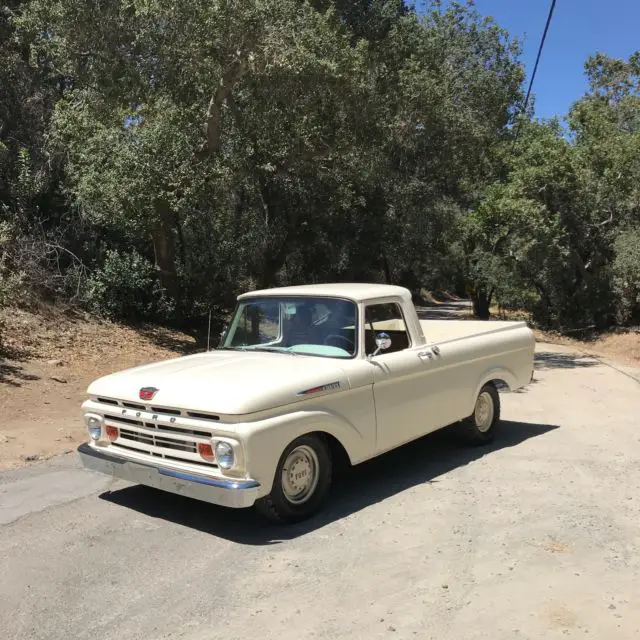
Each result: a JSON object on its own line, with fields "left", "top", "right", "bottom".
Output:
{"left": 220, "top": 296, "right": 358, "bottom": 358}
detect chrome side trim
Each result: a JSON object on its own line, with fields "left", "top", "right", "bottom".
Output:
{"left": 296, "top": 380, "right": 342, "bottom": 396}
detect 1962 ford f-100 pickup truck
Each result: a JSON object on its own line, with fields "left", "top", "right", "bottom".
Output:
{"left": 78, "top": 283, "right": 535, "bottom": 522}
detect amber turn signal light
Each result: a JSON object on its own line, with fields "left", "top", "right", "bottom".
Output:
{"left": 198, "top": 442, "right": 215, "bottom": 462}
{"left": 106, "top": 425, "right": 119, "bottom": 441}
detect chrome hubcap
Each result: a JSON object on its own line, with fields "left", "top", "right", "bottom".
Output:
{"left": 281, "top": 445, "right": 320, "bottom": 505}
{"left": 474, "top": 391, "right": 495, "bottom": 433}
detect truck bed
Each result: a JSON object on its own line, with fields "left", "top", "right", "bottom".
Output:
{"left": 420, "top": 319, "right": 528, "bottom": 344}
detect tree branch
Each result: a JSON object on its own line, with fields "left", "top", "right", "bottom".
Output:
{"left": 593, "top": 212, "right": 614, "bottom": 227}
{"left": 200, "top": 54, "right": 252, "bottom": 158}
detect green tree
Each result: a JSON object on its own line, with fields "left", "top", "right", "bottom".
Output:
{"left": 469, "top": 51, "right": 640, "bottom": 330}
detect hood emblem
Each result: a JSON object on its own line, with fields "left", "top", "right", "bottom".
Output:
{"left": 297, "top": 381, "right": 341, "bottom": 396}
{"left": 139, "top": 387, "right": 159, "bottom": 401}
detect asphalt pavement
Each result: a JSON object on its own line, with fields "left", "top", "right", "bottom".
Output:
{"left": 2, "top": 342, "right": 640, "bottom": 639}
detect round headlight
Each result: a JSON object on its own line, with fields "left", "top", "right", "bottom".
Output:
{"left": 215, "top": 441, "right": 234, "bottom": 470}
{"left": 85, "top": 415, "right": 102, "bottom": 441}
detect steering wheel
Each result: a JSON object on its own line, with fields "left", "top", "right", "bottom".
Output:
{"left": 323, "top": 334, "right": 355, "bottom": 352}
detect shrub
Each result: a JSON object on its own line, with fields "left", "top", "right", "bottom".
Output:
{"left": 85, "top": 250, "right": 174, "bottom": 322}
{"left": 0, "top": 221, "right": 23, "bottom": 308}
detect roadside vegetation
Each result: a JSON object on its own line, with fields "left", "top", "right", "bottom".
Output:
{"left": 1, "top": 0, "right": 639, "bottom": 345}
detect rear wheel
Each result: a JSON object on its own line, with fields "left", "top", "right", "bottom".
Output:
{"left": 255, "top": 434, "right": 332, "bottom": 523}
{"left": 458, "top": 383, "right": 500, "bottom": 445}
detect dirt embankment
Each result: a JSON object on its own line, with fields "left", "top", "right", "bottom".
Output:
{"left": 0, "top": 306, "right": 197, "bottom": 469}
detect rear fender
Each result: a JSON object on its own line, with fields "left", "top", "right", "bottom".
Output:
{"left": 470, "top": 367, "right": 519, "bottom": 412}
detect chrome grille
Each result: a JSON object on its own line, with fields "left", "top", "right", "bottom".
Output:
{"left": 114, "top": 443, "right": 215, "bottom": 468}
{"left": 94, "top": 398, "right": 219, "bottom": 467}
{"left": 118, "top": 428, "right": 197, "bottom": 453}
{"left": 122, "top": 401, "right": 145, "bottom": 410}
{"left": 103, "top": 414, "right": 210, "bottom": 438}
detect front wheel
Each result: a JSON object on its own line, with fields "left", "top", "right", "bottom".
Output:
{"left": 255, "top": 434, "right": 332, "bottom": 523}
{"left": 458, "top": 383, "right": 500, "bottom": 445}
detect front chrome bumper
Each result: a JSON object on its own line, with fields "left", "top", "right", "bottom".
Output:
{"left": 78, "top": 443, "right": 260, "bottom": 509}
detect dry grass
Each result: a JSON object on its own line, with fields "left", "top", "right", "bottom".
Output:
{"left": 535, "top": 327, "right": 640, "bottom": 366}
{"left": 485, "top": 304, "right": 640, "bottom": 366}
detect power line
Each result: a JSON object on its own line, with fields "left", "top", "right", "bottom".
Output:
{"left": 522, "top": 0, "right": 558, "bottom": 118}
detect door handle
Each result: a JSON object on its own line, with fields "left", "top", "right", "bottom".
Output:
{"left": 418, "top": 345, "right": 441, "bottom": 360}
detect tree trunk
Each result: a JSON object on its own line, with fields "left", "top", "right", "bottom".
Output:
{"left": 472, "top": 286, "right": 493, "bottom": 320}
{"left": 173, "top": 209, "right": 188, "bottom": 273}
{"left": 151, "top": 198, "right": 178, "bottom": 299}
{"left": 532, "top": 279, "right": 553, "bottom": 328}
{"left": 260, "top": 242, "right": 290, "bottom": 289}
{"left": 254, "top": 174, "right": 295, "bottom": 289}
{"left": 381, "top": 252, "right": 392, "bottom": 284}
{"left": 260, "top": 259, "right": 278, "bottom": 290}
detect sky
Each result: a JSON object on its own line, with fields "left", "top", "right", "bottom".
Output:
{"left": 434, "top": 1, "right": 640, "bottom": 119}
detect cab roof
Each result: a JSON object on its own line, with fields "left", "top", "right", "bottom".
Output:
{"left": 237, "top": 283, "right": 412, "bottom": 303}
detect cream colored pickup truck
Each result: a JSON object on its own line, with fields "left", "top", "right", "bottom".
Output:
{"left": 78, "top": 283, "right": 534, "bottom": 522}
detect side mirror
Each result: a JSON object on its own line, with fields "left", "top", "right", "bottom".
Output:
{"left": 372, "top": 332, "right": 392, "bottom": 356}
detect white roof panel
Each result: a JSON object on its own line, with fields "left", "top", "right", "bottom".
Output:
{"left": 237, "top": 283, "right": 411, "bottom": 303}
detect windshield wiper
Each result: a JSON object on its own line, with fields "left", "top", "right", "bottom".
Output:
{"left": 248, "top": 346, "right": 298, "bottom": 355}
{"left": 217, "top": 345, "right": 297, "bottom": 355}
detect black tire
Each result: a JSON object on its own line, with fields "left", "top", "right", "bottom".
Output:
{"left": 255, "top": 434, "right": 332, "bottom": 524}
{"left": 458, "top": 383, "right": 500, "bottom": 445}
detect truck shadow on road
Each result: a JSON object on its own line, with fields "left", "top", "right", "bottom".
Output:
{"left": 534, "top": 352, "right": 599, "bottom": 370}
{"left": 99, "top": 420, "right": 558, "bottom": 545}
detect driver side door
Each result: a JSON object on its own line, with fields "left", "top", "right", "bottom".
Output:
{"left": 366, "top": 302, "right": 445, "bottom": 453}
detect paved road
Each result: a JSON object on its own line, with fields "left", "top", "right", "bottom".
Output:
{"left": 416, "top": 300, "right": 473, "bottom": 320}
{"left": 2, "top": 343, "right": 640, "bottom": 640}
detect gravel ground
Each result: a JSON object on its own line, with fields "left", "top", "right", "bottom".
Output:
{"left": 1, "top": 342, "right": 640, "bottom": 640}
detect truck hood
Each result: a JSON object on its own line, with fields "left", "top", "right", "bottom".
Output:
{"left": 87, "top": 350, "right": 351, "bottom": 415}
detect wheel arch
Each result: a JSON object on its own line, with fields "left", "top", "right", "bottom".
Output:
{"left": 464, "top": 368, "right": 515, "bottom": 417}
{"left": 242, "top": 411, "right": 362, "bottom": 495}
{"left": 474, "top": 367, "right": 518, "bottom": 397}
{"left": 312, "top": 430, "right": 352, "bottom": 472}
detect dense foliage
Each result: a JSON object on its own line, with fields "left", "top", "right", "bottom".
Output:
{"left": 1, "top": 0, "right": 639, "bottom": 332}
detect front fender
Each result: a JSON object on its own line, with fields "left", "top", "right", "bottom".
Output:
{"left": 237, "top": 409, "right": 367, "bottom": 496}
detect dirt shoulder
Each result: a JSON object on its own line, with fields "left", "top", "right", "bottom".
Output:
{"left": 0, "top": 306, "right": 195, "bottom": 469}
{"left": 533, "top": 327, "right": 640, "bottom": 369}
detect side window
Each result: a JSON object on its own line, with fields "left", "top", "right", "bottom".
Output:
{"left": 364, "top": 303, "right": 411, "bottom": 355}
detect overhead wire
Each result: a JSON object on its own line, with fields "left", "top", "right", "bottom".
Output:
{"left": 514, "top": 0, "right": 558, "bottom": 141}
